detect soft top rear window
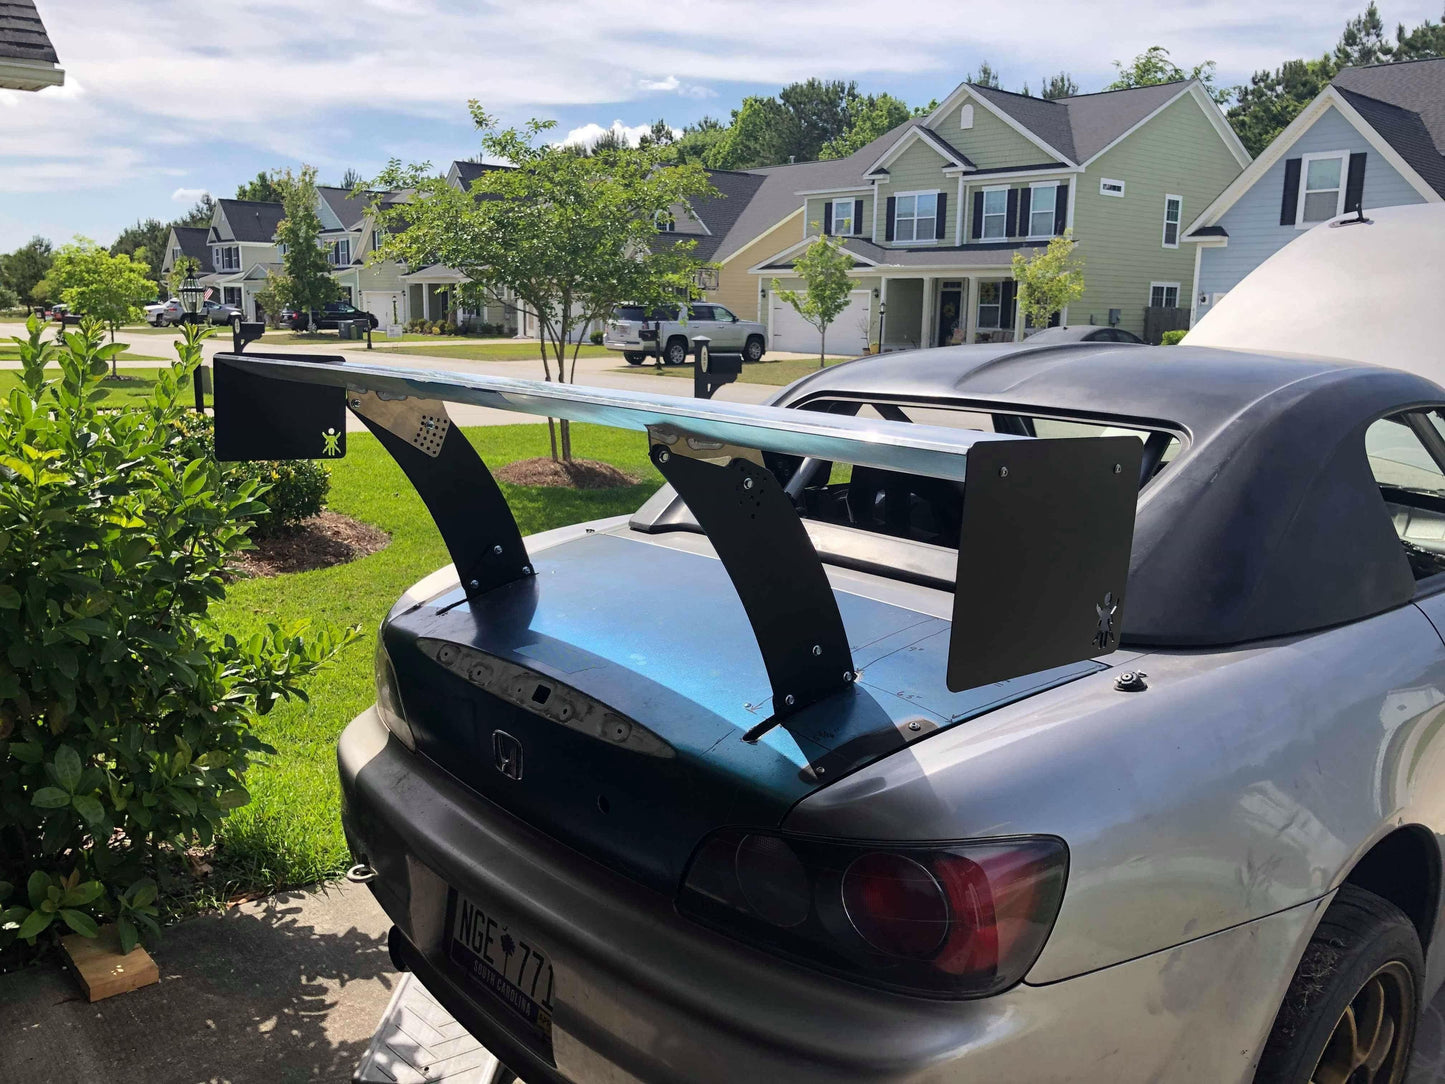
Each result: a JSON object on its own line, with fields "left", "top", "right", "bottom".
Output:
{"left": 768, "top": 399, "right": 1181, "bottom": 548}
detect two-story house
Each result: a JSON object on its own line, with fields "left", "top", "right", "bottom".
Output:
{"left": 159, "top": 224, "right": 214, "bottom": 288}
{"left": 197, "top": 198, "right": 285, "bottom": 321}
{"left": 748, "top": 79, "right": 1249, "bottom": 352}
{"left": 1184, "top": 59, "right": 1445, "bottom": 326}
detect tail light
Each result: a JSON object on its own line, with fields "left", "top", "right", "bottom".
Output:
{"left": 373, "top": 636, "right": 416, "bottom": 751}
{"left": 678, "top": 830, "right": 1067, "bottom": 998}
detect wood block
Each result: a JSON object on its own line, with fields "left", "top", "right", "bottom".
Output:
{"left": 61, "top": 924, "right": 159, "bottom": 1002}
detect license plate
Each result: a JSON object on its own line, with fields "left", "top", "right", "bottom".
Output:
{"left": 448, "top": 891, "right": 554, "bottom": 1045}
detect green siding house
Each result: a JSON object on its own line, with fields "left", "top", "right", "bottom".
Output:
{"left": 752, "top": 79, "right": 1249, "bottom": 350}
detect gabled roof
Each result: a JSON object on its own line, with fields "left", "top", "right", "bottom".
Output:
{"left": 167, "top": 226, "right": 213, "bottom": 273}
{"left": 965, "top": 84, "right": 1079, "bottom": 162}
{"left": 0, "top": 0, "right": 62, "bottom": 89}
{"left": 864, "top": 125, "right": 975, "bottom": 176}
{"left": 317, "top": 186, "right": 371, "bottom": 231}
{"left": 1184, "top": 64, "right": 1445, "bottom": 237}
{"left": 212, "top": 199, "right": 285, "bottom": 243}
{"left": 653, "top": 169, "right": 768, "bottom": 261}
{"left": 448, "top": 160, "right": 510, "bottom": 190}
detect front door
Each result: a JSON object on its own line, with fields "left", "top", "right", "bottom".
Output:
{"left": 937, "top": 286, "right": 963, "bottom": 347}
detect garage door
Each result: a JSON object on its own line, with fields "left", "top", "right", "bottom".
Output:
{"left": 362, "top": 291, "right": 405, "bottom": 328}
{"left": 770, "top": 289, "right": 870, "bottom": 355}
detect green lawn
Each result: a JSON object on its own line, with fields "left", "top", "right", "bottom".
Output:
{"left": 0, "top": 367, "right": 173, "bottom": 407}
{"left": 373, "top": 342, "right": 613, "bottom": 363}
{"left": 208, "top": 424, "right": 663, "bottom": 899}
{"left": 615, "top": 354, "right": 856, "bottom": 387}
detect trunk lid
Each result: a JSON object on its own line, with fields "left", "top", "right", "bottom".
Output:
{"left": 384, "top": 531, "right": 1100, "bottom": 891}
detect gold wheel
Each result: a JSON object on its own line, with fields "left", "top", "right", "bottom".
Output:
{"left": 1310, "top": 961, "right": 1415, "bottom": 1084}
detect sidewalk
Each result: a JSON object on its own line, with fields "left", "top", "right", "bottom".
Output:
{"left": 0, "top": 881, "right": 396, "bottom": 1084}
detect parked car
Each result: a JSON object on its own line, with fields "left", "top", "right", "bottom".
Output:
{"left": 44, "top": 303, "right": 81, "bottom": 326}
{"left": 1022, "top": 324, "right": 1145, "bottom": 345}
{"left": 279, "top": 301, "right": 379, "bottom": 331}
{"left": 604, "top": 302, "right": 767, "bottom": 366}
{"left": 202, "top": 300, "right": 244, "bottom": 327}
{"left": 146, "top": 298, "right": 179, "bottom": 326}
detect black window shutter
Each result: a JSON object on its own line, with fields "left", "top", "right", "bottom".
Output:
{"left": 1001, "top": 280, "right": 1017, "bottom": 328}
{"left": 1006, "top": 188, "right": 1020, "bottom": 237}
{"left": 1017, "top": 188, "right": 1032, "bottom": 234}
{"left": 854, "top": 199, "right": 864, "bottom": 235}
{"left": 823, "top": 202, "right": 832, "bottom": 235}
{"left": 1345, "top": 152, "right": 1367, "bottom": 214}
{"left": 972, "top": 192, "right": 984, "bottom": 239}
{"left": 935, "top": 192, "right": 947, "bottom": 240}
{"left": 1054, "top": 183, "right": 1068, "bottom": 234}
{"left": 1280, "top": 158, "right": 1302, "bottom": 225}
{"left": 885, "top": 196, "right": 896, "bottom": 241}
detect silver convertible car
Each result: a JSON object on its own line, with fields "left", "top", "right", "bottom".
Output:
{"left": 215, "top": 331, "right": 1445, "bottom": 1083}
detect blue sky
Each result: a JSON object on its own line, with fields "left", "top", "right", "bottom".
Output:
{"left": 2, "top": 0, "right": 1438, "bottom": 252}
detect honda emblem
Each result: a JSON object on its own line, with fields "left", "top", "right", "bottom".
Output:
{"left": 492, "top": 730, "right": 524, "bottom": 781}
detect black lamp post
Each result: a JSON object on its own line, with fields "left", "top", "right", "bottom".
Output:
{"left": 178, "top": 274, "right": 205, "bottom": 326}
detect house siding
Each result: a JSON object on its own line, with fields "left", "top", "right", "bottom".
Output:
{"left": 712, "top": 209, "right": 804, "bottom": 320}
{"left": 1071, "top": 93, "right": 1242, "bottom": 336}
{"left": 931, "top": 98, "right": 1053, "bottom": 169}
{"left": 874, "top": 141, "right": 959, "bottom": 244}
{"left": 1196, "top": 105, "right": 1425, "bottom": 312}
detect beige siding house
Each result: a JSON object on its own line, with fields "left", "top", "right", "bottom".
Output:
{"left": 743, "top": 79, "right": 1250, "bottom": 350}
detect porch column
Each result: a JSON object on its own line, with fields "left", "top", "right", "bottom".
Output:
{"left": 962, "top": 276, "right": 976, "bottom": 345}
{"left": 919, "top": 276, "right": 935, "bottom": 349}
{"left": 878, "top": 277, "right": 889, "bottom": 350}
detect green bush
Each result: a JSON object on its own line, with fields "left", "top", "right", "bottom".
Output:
{"left": 589, "top": 330, "right": 604, "bottom": 345}
{"left": 0, "top": 319, "right": 354, "bottom": 956}
{"left": 1160, "top": 329, "right": 1187, "bottom": 346}
{"left": 173, "top": 414, "right": 329, "bottom": 538}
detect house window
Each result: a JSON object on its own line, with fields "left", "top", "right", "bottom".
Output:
{"left": 212, "top": 245, "right": 239, "bottom": 271}
{"left": 977, "top": 281, "right": 1003, "bottom": 328}
{"left": 170, "top": 246, "right": 181, "bottom": 263}
{"left": 223, "top": 287, "right": 242, "bottom": 308}
{"left": 1099, "top": 178, "right": 1125, "bottom": 197}
{"left": 981, "top": 187, "right": 1008, "bottom": 239}
{"left": 1162, "top": 195, "right": 1182, "bottom": 248}
{"left": 1029, "top": 183, "right": 1058, "bottom": 237}
{"left": 959, "top": 103, "right": 974, "bottom": 129}
{"left": 831, "top": 199, "right": 854, "bottom": 236}
{"left": 1299, "top": 153, "right": 1346, "bottom": 224}
{"left": 1149, "top": 282, "right": 1180, "bottom": 309}
{"left": 327, "top": 239, "right": 350, "bottom": 266}
{"left": 894, "top": 192, "right": 938, "bottom": 242}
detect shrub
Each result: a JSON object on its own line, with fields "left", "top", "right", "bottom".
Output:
{"left": 1160, "top": 329, "right": 1187, "bottom": 346}
{"left": 589, "top": 330, "right": 604, "bottom": 345}
{"left": 173, "top": 414, "right": 329, "bottom": 538}
{"left": 0, "top": 319, "right": 354, "bottom": 955}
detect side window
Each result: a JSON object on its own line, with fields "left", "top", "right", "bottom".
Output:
{"left": 688, "top": 305, "right": 715, "bottom": 321}
{"left": 711, "top": 306, "right": 736, "bottom": 321}
{"left": 1366, "top": 412, "right": 1445, "bottom": 580}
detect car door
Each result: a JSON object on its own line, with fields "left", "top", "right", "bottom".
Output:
{"left": 708, "top": 304, "right": 744, "bottom": 351}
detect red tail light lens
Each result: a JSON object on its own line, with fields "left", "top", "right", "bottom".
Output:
{"left": 678, "top": 830, "right": 1067, "bottom": 998}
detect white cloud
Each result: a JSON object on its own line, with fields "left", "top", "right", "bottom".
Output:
{"left": 640, "top": 75, "right": 679, "bottom": 92}
{"left": 170, "top": 187, "right": 208, "bottom": 203}
{"left": 557, "top": 119, "right": 680, "bottom": 149}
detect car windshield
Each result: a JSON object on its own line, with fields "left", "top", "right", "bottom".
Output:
{"left": 772, "top": 399, "right": 1180, "bottom": 548}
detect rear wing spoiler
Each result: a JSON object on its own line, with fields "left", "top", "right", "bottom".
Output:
{"left": 213, "top": 353, "right": 1140, "bottom": 727}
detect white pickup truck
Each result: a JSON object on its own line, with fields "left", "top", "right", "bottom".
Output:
{"left": 604, "top": 303, "right": 768, "bottom": 366}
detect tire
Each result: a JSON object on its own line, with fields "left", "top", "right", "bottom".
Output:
{"left": 664, "top": 337, "right": 689, "bottom": 366}
{"left": 743, "top": 336, "right": 765, "bottom": 364}
{"left": 1255, "top": 884, "right": 1421, "bottom": 1084}
{"left": 623, "top": 352, "right": 646, "bottom": 365}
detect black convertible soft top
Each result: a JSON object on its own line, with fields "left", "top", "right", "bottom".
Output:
{"left": 779, "top": 342, "right": 1445, "bottom": 647}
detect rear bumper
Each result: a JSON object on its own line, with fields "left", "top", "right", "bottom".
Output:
{"left": 339, "top": 706, "right": 1321, "bottom": 1084}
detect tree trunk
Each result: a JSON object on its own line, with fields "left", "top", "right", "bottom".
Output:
{"left": 819, "top": 324, "right": 827, "bottom": 369}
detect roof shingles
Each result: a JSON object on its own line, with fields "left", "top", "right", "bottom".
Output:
{"left": 0, "top": 0, "right": 57, "bottom": 63}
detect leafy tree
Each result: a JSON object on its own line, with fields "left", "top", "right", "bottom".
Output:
{"left": 0, "top": 317, "right": 352, "bottom": 957}
{"left": 46, "top": 238, "right": 157, "bottom": 363}
{"left": 340, "top": 167, "right": 364, "bottom": 189}
{"left": 820, "top": 93, "right": 913, "bottom": 159}
{"left": 235, "top": 171, "right": 282, "bottom": 203}
{"left": 371, "top": 105, "right": 716, "bottom": 462}
{"left": 1107, "top": 46, "right": 1226, "bottom": 103}
{"left": 1011, "top": 231, "right": 1086, "bottom": 341}
{"left": 669, "top": 116, "right": 729, "bottom": 165}
{"left": 272, "top": 166, "right": 341, "bottom": 319}
{"left": 109, "top": 218, "right": 169, "bottom": 293}
{"left": 1395, "top": 10, "right": 1445, "bottom": 60}
{"left": 1040, "top": 72, "right": 1080, "bottom": 100}
{"left": 771, "top": 232, "right": 856, "bottom": 367}
{"left": 174, "top": 194, "right": 216, "bottom": 228}
{"left": 707, "top": 79, "right": 866, "bottom": 168}
{"left": 638, "top": 119, "right": 675, "bottom": 149}
{"left": 1334, "top": 2, "right": 1394, "bottom": 66}
{"left": 1227, "top": 56, "right": 1334, "bottom": 155}
{"left": 0, "top": 281, "right": 17, "bottom": 312}
{"left": 1, "top": 236, "right": 52, "bottom": 306}
{"left": 969, "top": 61, "right": 1002, "bottom": 88}
{"left": 709, "top": 95, "right": 794, "bottom": 168}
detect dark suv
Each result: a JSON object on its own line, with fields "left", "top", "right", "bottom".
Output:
{"left": 280, "top": 301, "right": 379, "bottom": 331}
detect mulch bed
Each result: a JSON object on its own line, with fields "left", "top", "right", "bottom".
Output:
{"left": 230, "top": 512, "right": 390, "bottom": 577}
{"left": 496, "top": 457, "right": 638, "bottom": 489}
